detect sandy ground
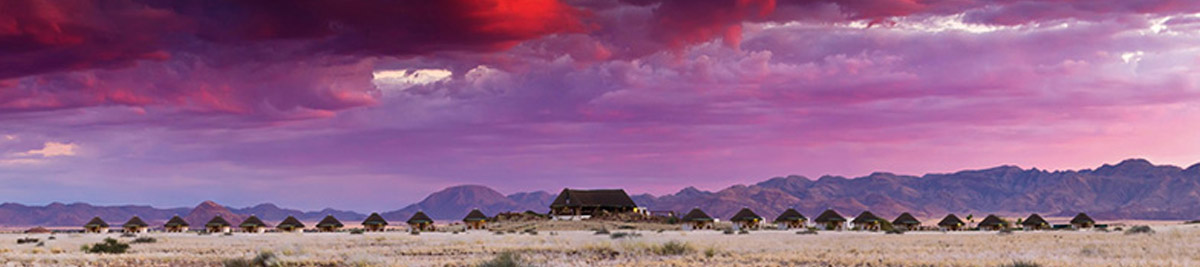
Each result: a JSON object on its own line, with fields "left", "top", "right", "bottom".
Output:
{"left": 1, "top": 224, "right": 1198, "bottom": 266}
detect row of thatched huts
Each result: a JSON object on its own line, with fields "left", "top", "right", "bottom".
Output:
{"left": 77, "top": 209, "right": 493, "bottom": 234}
{"left": 678, "top": 207, "right": 1099, "bottom": 231}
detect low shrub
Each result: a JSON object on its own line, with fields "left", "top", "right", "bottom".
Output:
{"left": 223, "top": 251, "right": 277, "bottom": 267}
{"left": 796, "top": 229, "right": 818, "bottom": 235}
{"left": 47, "top": 236, "right": 56, "bottom": 240}
{"left": 609, "top": 232, "right": 641, "bottom": 239}
{"left": 998, "top": 228, "right": 1014, "bottom": 235}
{"left": 82, "top": 238, "right": 130, "bottom": 254}
{"left": 349, "top": 229, "right": 364, "bottom": 235}
{"left": 650, "top": 241, "right": 694, "bottom": 256}
{"left": 1125, "top": 225, "right": 1154, "bottom": 235}
{"left": 1000, "top": 260, "right": 1041, "bottom": 267}
{"left": 704, "top": 247, "right": 718, "bottom": 258}
{"left": 17, "top": 238, "right": 38, "bottom": 244}
{"left": 617, "top": 225, "right": 636, "bottom": 230}
{"left": 885, "top": 229, "right": 904, "bottom": 235}
{"left": 410, "top": 231, "right": 420, "bottom": 235}
{"left": 478, "top": 251, "right": 526, "bottom": 267}
{"left": 737, "top": 229, "right": 749, "bottom": 235}
{"left": 722, "top": 229, "right": 735, "bottom": 235}
{"left": 120, "top": 233, "right": 136, "bottom": 238}
{"left": 132, "top": 237, "right": 157, "bottom": 243}
{"left": 593, "top": 229, "right": 610, "bottom": 235}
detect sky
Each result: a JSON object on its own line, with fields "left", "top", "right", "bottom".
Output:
{"left": 2, "top": 0, "right": 1200, "bottom": 212}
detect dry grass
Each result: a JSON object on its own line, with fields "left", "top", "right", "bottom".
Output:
{"left": 1, "top": 224, "right": 1198, "bottom": 266}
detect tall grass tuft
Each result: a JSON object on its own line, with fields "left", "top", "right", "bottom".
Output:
{"left": 82, "top": 238, "right": 129, "bottom": 254}
{"left": 650, "top": 241, "right": 694, "bottom": 256}
{"left": 999, "top": 260, "right": 1041, "bottom": 267}
{"left": 223, "top": 251, "right": 277, "bottom": 267}
{"left": 478, "top": 251, "right": 526, "bottom": 267}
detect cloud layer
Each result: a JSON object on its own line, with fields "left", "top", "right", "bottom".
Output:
{"left": 2, "top": 0, "right": 1199, "bottom": 210}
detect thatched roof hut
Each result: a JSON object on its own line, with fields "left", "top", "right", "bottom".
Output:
{"left": 681, "top": 208, "right": 714, "bottom": 222}
{"left": 85, "top": 217, "right": 109, "bottom": 228}
{"left": 1070, "top": 213, "right": 1095, "bottom": 228}
{"left": 891, "top": 212, "right": 921, "bottom": 229}
{"left": 1021, "top": 213, "right": 1049, "bottom": 230}
{"left": 165, "top": 215, "right": 189, "bottom": 227}
{"left": 240, "top": 215, "right": 267, "bottom": 228}
{"left": 407, "top": 211, "right": 434, "bottom": 231}
{"left": 463, "top": 209, "right": 488, "bottom": 222}
{"left": 851, "top": 211, "right": 885, "bottom": 230}
{"left": 276, "top": 216, "right": 305, "bottom": 232}
{"left": 124, "top": 216, "right": 148, "bottom": 228}
{"left": 730, "top": 208, "right": 763, "bottom": 222}
{"left": 206, "top": 216, "right": 231, "bottom": 227}
{"left": 773, "top": 208, "right": 806, "bottom": 223}
{"left": 814, "top": 209, "right": 846, "bottom": 223}
{"left": 937, "top": 214, "right": 965, "bottom": 230}
{"left": 550, "top": 188, "right": 638, "bottom": 217}
{"left": 977, "top": 214, "right": 1007, "bottom": 230}
{"left": 462, "top": 209, "right": 489, "bottom": 230}
{"left": 316, "top": 215, "right": 344, "bottom": 231}
{"left": 84, "top": 216, "right": 109, "bottom": 233}
{"left": 205, "top": 216, "right": 232, "bottom": 233}
{"left": 362, "top": 212, "right": 388, "bottom": 231}
{"left": 24, "top": 227, "right": 51, "bottom": 234}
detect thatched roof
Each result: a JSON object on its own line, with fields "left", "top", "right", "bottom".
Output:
{"left": 851, "top": 211, "right": 884, "bottom": 224}
{"left": 892, "top": 212, "right": 920, "bottom": 225}
{"left": 1070, "top": 213, "right": 1095, "bottom": 224}
{"left": 362, "top": 212, "right": 388, "bottom": 226}
{"left": 24, "top": 227, "right": 51, "bottom": 234}
{"left": 773, "top": 208, "right": 806, "bottom": 223}
{"left": 937, "top": 214, "right": 964, "bottom": 227}
{"left": 550, "top": 188, "right": 637, "bottom": 208}
{"left": 206, "top": 216, "right": 231, "bottom": 227}
{"left": 1022, "top": 213, "right": 1048, "bottom": 226}
{"left": 463, "top": 209, "right": 488, "bottom": 222}
{"left": 317, "top": 215, "right": 344, "bottom": 228}
{"left": 681, "top": 208, "right": 713, "bottom": 222}
{"left": 165, "top": 215, "right": 189, "bottom": 227}
{"left": 84, "top": 217, "right": 109, "bottom": 228}
{"left": 123, "top": 216, "right": 149, "bottom": 227}
{"left": 240, "top": 215, "right": 267, "bottom": 228}
{"left": 978, "top": 214, "right": 1006, "bottom": 227}
{"left": 813, "top": 209, "right": 846, "bottom": 223}
{"left": 729, "top": 208, "right": 763, "bottom": 222}
{"left": 407, "top": 211, "right": 433, "bottom": 224}
{"left": 277, "top": 216, "right": 304, "bottom": 229}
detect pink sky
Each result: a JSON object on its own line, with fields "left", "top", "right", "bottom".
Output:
{"left": 2, "top": 0, "right": 1199, "bottom": 211}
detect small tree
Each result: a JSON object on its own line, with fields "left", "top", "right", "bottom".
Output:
{"left": 966, "top": 214, "right": 975, "bottom": 228}
{"left": 82, "top": 238, "right": 129, "bottom": 254}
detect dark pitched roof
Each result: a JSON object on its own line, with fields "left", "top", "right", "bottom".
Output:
{"left": 407, "top": 211, "right": 433, "bottom": 224}
{"left": 463, "top": 209, "right": 488, "bottom": 222}
{"left": 1022, "top": 214, "right": 1048, "bottom": 226}
{"left": 165, "top": 215, "right": 189, "bottom": 227}
{"left": 729, "top": 208, "right": 763, "bottom": 222}
{"left": 24, "top": 227, "right": 51, "bottom": 234}
{"left": 277, "top": 216, "right": 304, "bottom": 229}
{"left": 240, "top": 215, "right": 267, "bottom": 228}
{"left": 851, "top": 211, "right": 884, "bottom": 224}
{"left": 892, "top": 212, "right": 920, "bottom": 225}
{"left": 813, "top": 209, "right": 846, "bottom": 223}
{"left": 206, "top": 216, "right": 231, "bottom": 227}
{"left": 317, "top": 215, "right": 343, "bottom": 228}
{"left": 773, "top": 208, "right": 806, "bottom": 223}
{"left": 550, "top": 189, "right": 637, "bottom": 208}
{"left": 84, "top": 217, "right": 109, "bottom": 228}
{"left": 681, "top": 208, "right": 713, "bottom": 222}
{"left": 978, "top": 214, "right": 1006, "bottom": 227}
{"left": 1070, "top": 213, "right": 1094, "bottom": 224}
{"left": 937, "top": 214, "right": 965, "bottom": 227}
{"left": 362, "top": 212, "right": 388, "bottom": 226}
{"left": 123, "top": 216, "right": 149, "bottom": 227}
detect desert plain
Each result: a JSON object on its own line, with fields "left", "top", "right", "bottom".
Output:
{"left": 1, "top": 222, "right": 1198, "bottom": 266}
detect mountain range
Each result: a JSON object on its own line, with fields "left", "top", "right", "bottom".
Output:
{"left": 3, "top": 158, "right": 1199, "bottom": 226}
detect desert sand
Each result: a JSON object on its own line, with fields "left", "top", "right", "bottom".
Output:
{"left": 2, "top": 223, "right": 1198, "bottom": 266}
